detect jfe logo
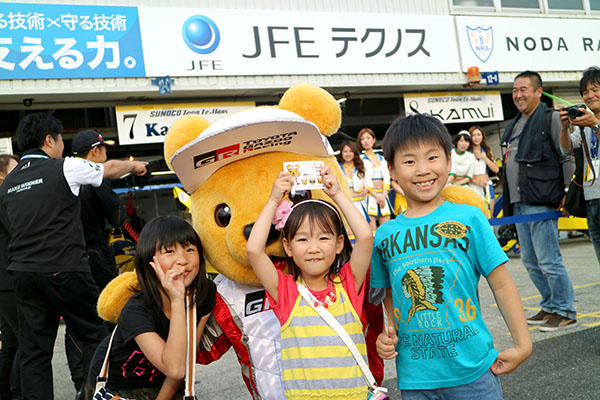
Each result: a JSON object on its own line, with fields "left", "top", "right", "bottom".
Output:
{"left": 182, "top": 15, "right": 220, "bottom": 54}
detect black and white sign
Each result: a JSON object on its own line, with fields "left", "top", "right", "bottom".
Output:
{"left": 115, "top": 101, "right": 254, "bottom": 145}
{"left": 0, "top": 138, "right": 12, "bottom": 155}
{"left": 404, "top": 91, "right": 503, "bottom": 124}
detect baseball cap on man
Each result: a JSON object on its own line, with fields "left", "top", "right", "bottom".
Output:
{"left": 72, "top": 130, "right": 115, "bottom": 155}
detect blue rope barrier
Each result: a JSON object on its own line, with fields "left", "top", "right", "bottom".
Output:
{"left": 488, "top": 211, "right": 563, "bottom": 226}
{"left": 113, "top": 183, "right": 183, "bottom": 194}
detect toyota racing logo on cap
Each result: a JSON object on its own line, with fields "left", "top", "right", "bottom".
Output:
{"left": 182, "top": 15, "right": 220, "bottom": 54}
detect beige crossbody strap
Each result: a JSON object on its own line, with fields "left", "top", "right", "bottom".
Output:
{"left": 296, "top": 282, "right": 388, "bottom": 399}
{"left": 94, "top": 325, "right": 118, "bottom": 392}
{"left": 184, "top": 293, "right": 197, "bottom": 399}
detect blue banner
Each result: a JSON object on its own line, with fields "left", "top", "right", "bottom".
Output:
{"left": 0, "top": 3, "right": 145, "bottom": 79}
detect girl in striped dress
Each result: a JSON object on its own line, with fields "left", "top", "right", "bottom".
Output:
{"left": 246, "top": 166, "right": 373, "bottom": 400}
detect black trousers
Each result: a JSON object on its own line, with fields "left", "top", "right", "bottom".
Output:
{"left": 0, "top": 290, "right": 20, "bottom": 400}
{"left": 11, "top": 271, "right": 108, "bottom": 400}
{"left": 65, "top": 247, "right": 118, "bottom": 392}
{"left": 87, "top": 246, "right": 118, "bottom": 293}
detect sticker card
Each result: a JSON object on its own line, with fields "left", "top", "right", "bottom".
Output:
{"left": 283, "top": 161, "right": 325, "bottom": 190}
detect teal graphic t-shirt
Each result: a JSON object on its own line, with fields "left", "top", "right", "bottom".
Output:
{"left": 370, "top": 201, "right": 508, "bottom": 390}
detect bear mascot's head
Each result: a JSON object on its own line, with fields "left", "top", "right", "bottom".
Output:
{"left": 162, "top": 84, "right": 349, "bottom": 286}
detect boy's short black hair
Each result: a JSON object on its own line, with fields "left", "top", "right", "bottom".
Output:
{"left": 579, "top": 66, "right": 600, "bottom": 96}
{"left": 16, "top": 112, "right": 63, "bottom": 152}
{"left": 515, "top": 70, "right": 543, "bottom": 89}
{"left": 382, "top": 114, "right": 452, "bottom": 165}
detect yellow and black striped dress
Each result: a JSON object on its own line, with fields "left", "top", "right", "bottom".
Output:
{"left": 280, "top": 278, "right": 368, "bottom": 400}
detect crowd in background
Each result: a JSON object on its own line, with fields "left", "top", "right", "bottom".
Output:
{"left": 0, "top": 67, "right": 599, "bottom": 400}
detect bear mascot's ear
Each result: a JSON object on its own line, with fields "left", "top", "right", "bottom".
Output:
{"left": 278, "top": 84, "right": 341, "bottom": 137}
{"left": 163, "top": 114, "right": 211, "bottom": 170}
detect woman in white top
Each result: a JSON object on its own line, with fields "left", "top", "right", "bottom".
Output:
{"left": 357, "top": 128, "right": 391, "bottom": 230}
{"left": 469, "top": 125, "right": 499, "bottom": 213}
{"left": 337, "top": 140, "right": 372, "bottom": 219}
{"left": 448, "top": 130, "right": 477, "bottom": 187}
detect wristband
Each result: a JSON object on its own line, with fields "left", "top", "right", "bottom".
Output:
{"left": 592, "top": 123, "right": 600, "bottom": 134}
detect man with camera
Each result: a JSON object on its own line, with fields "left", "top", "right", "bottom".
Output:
{"left": 559, "top": 66, "right": 600, "bottom": 266}
{"left": 501, "top": 70, "right": 577, "bottom": 332}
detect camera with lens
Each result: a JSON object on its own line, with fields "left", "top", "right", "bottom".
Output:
{"left": 566, "top": 104, "right": 586, "bottom": 119}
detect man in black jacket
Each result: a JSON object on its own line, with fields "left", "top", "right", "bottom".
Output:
{"left": 63, "top": 130, "right": 128, "bottom": 394}
{"left": 501, "top": 71, "right": 577, "bottom": 332}
{"left": 72, "top": 130, "right": 125, "bottom": 291}
{"left": 0, "top": 113, "right": 147, "bottom": 400}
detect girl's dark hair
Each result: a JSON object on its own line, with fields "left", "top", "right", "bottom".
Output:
{"left": 452, "top": 131, "right": 473, "bottom": 148}
{"left": 281, "top": 200, "right": 352, "bottom": 282}
{"left": 468, "top": 125, "right": 494, "bottom": 161}
{"left": 0, "top": 154, "right": 19, "bottom": 185}
{"left": 382, "top": 114, "right": 452, "bottom": 165}
{"left": 336, "top": 141, "right": 366, "bottom": 178}
{"left": 134, "top": 216, "right": 208, "bottom": 312}
{"left": 356, "top": 127, "right": 376, "bottom": 151}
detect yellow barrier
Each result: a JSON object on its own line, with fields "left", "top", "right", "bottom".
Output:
{"left": 493, "top": 195, "right": 588, "bottom": 231}
{"left": 558, "top": 216, "right": 588, "bottom": 231}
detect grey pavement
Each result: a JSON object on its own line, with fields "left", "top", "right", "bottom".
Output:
{"left": 48, "top": 234, "right": 600, "bottom": 399}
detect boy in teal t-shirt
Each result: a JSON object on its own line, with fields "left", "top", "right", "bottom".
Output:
{"left": 372, "top": 114, "right": 532, "bottom": 399}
